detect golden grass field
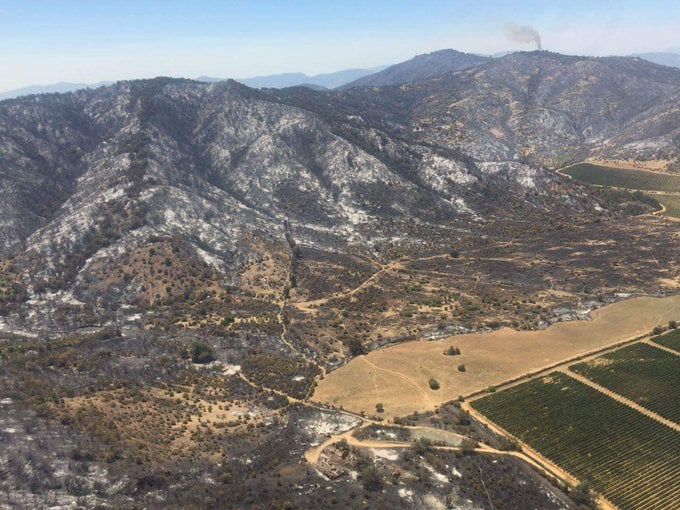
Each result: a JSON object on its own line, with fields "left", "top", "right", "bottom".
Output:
{"left": 313, "top": 295, "right": 680, "bottom": 418}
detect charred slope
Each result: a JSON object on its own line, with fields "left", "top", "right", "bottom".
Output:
{"left": 303, "top": 52, "right": 680, "bottom": 166}
{"left": 410, "top": 52, "right": 680, "bottom": 164}
{"left": 1, "top": 52, "right": 677, "bottom": 331}
{"left": 338, "top": 48, "right": 489, "bottom": 89}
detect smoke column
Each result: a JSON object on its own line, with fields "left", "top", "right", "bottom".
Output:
{"left": 506, "top": 23, "right": 542, "bottom": 50}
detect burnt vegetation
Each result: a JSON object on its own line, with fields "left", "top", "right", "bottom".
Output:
{"left": 0, "top": 51, "right": 679, "bottom": 507}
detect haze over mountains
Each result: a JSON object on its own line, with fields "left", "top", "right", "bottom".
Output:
{"left": 0, "top": 81, "right": 115, "bottom": 101}
{"left": 632, "top": 52, "right": 680, "bottom": 69}
{"left": 0, "top": 65, "right": 389, "bottom": 101}
{"left": 4, "top": 47, "right": 680, "bottom": 102}
{"left": 235, "top": 66, "right": 388, "bottom": 89}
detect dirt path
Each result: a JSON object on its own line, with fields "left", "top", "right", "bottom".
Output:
{"left": 643, "top": 338, "right": 680, "bottom": 356}
{"left": 359, "top": 356, "right": 433, "bottom": 403}
{"left": 559, "top": 368, "right": 680, "bottom": 433}
{"left": 304, "top": 428, "right": 360, "bottom": 464}
{"left": 346, "top": 262, "right": 391, "bottom": 301}
{"left": 653, "top": 202, "right": 668, "bottom": 217}
{"left": 303, "top": 417, "right": 598, "bottom": 508}
{"left": 275, "top": 309, "right": 302, "bottom": 356}
{"left": 237, "top": 372, "right": 302, "bottom": 404}
{"left": 307, "top": 421, "right": 522, "bottom": 465}
{"left": 316, "top": 294, "right": 680, "bottom": 418}
{"left": 291, "top": 260, "right": 389, "bottom": 312}
{"left": 462, "top": 402, "right": 579, "bottom": 485}
{"left": 292, "top": 252, "right": 458, "bottom": 313}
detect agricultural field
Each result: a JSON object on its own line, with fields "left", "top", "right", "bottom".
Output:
{"left": 562, "top": 162, "right": 680, "bottom": 192}
{"left": 652, "top": 328, "right": 680, "bottom": 352}
{"left": 313, "top": 294, "right": 680, "bottom": 417}
{"left": 471, "top": 372, "right": 680, "bottom": 510}
{"left": 656, "top": 193, "right": 680, "bottom": 219}
{"left": 570, "top": 342, "right": 680, "bottom": 423}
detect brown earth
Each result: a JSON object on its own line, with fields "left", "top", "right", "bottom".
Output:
{"left": 313, "top": 295, "right": 680, "bottom": 418}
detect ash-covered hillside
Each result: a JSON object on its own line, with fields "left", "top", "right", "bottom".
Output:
{"left": 337, "top": 48, "right": 490, "bottom": 89}
{"left": 0, "top": 55, "right": 638, "bottom": 333}
{"left": 302, "top": 52, "right": 680, "bottom": 166}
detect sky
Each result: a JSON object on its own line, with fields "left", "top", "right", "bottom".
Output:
{"left": 0, "top": 0, "right": 678, "bottom": 92}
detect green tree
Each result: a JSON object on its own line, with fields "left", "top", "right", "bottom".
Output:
{"left": 191, "top": 342, "right": 215, "bottom": 364}
{"left": 460, "top": 437, "right": 478, "bottom": 453}
{"left": 444, "top": 346, "right": 461, "bottom": 356}
{"left": 346, "top": 338, "right": 365, "bottom": 357}
{"left": 413, "top": 437, "right": 433, "bottom": 455}
{"left": 428, "top": 378, "right": 440, "bottom": 390}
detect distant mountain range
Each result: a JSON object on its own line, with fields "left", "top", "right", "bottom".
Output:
{"left": 0, "top": 81, "right": 114, "bottom": 101}
{"left": 3, "top": 49, "right": 680, "bottom": 102}
{"left": 198, "top": 66, "right": 388, "bottom": 89}
{"left": 0, "top": 66, "right": 388, "bottom": 101}
{"left": 632, "top": 52, "right": 680, "bottom": 69}
{"left": 237, "top": 66, "right": 388, "bottom": 89}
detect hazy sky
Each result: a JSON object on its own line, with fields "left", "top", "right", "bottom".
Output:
{"left": 1, "top": 0, "right": 678, "bottom": 92}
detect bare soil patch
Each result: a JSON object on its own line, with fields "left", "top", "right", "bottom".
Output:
{"left": 313, "top": 295, "right": 680, "bottom": 417}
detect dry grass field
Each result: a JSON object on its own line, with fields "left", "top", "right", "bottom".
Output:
{"left": 313, "top": 295, "right": 680, "bottom": 417}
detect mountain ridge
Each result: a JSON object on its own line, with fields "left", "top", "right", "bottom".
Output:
{"left": 0, "top": 65, "right": 389, "bottom": 101}
{"left": 337, "top": 49, "right": 490, "bottom": 89}
{"left": 3, "top": 50, "right": 678, "bottom": 334}
{"left": 631, "top": 51, "right": 680, "bottom": 69}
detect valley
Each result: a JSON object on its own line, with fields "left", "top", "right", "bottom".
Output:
{"left": 2, "top": 49, "right": 680, "bottom": 508}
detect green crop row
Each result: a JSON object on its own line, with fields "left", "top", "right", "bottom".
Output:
{"left": 472, "top": 372, "right": 680, "bottom": 510}
{"left": 570, "top": 342, "right": 680, "bottom": 423}
{"left": 652, "top": 328, "right": 680, "bottom": 352}
{"left": 563, "top": 163, "right": 680, "bottom": 192}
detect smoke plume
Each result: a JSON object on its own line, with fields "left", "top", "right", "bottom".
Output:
{"left": 506, "top": 23, "right": 542, "bottom": 50}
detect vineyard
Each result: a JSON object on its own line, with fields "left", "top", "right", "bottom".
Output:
{"left": 655, "top": 193, "right": 680, "bottom": 219}
{"left": 472, "top": 372, "right": 680, "bottom": 510}
{"left": 570, "top": 342, "right": 680, "bottom": 423}
{"left": 561, "top": 163, "right": 680, "bottom": 192}
{"left": 652, "top": 329, "right": 680, "bottom": 352}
